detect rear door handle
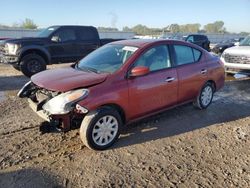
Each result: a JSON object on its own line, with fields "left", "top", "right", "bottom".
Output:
{"left": 165, "top": 77, "right": 175, "bottom": 82}
{"left": 201, "top": 69, "right": 207, "bottom": 74}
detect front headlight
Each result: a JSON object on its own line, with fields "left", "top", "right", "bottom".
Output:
{"left": 6, "top": 43, "right": 19, "bottom": 55}
{"left": 43, "top": 89, "right": 89, "bottom": 114}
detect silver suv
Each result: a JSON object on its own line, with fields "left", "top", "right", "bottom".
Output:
{"left": 221, "top": 35, "right": 250, "bottom": 72}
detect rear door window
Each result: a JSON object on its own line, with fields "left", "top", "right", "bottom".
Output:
{"left": 77, "top": 27, "right": 98, "bottom": 41}
{"left": 195, "top": 35, "right": 205, "bottom": 41}
{"left": 193, "top": 48, "right": 202, "bottom": 61}
{"left": 173, "top": 45, "right": 202, "bottom": 65}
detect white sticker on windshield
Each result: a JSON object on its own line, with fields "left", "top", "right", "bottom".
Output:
{"left": 48, "top": 28, "right": 55, "bottom": 30}
{"left": 122, "top": 46, "right": 138, "bottom": 52}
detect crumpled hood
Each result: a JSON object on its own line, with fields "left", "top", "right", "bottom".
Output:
{"left": 31, "top": 67, "right": 108, "bottom": 92}
{"left": 224, "top": 46, "right": 250, "bottom": 56}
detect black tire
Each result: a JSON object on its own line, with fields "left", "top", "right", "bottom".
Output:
{"left": 12, "top": 64, "right": 21, "bottom": 71}
{"left": 80, "top": 107, "right": 122, "bottom": 150}
{"left": 193, "top": 82, "right": 214, "bottom": 110}
{"left": 20, "top": 54, "right": 46, "bottom": 77}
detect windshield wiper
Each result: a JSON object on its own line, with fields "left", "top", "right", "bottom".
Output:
{"left": 77, "top": 66, "right": 99, "bottom": 73}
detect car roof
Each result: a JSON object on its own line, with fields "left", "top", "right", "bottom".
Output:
{"left": 111, "top": 39, "right": 181, "bottom": 48}
{"left": 188, "top": 34, "right": 207, "bottom": 36}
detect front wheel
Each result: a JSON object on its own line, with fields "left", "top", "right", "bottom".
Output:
{"left": 79, "top": 107, "right": 122, "bottom": 150}
{"left": 20, "top": 54, "right": 46, "bottom": 77}
{"left": 194, "top": 82, "right": 214, "bottom": 109}
{"left": 12, "top": 64, "right": 21, "bottom": 71}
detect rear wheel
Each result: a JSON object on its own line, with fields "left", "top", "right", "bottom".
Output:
{"left": 20, "top": 54, "right": 46, "bottom": 77}
{"left": 194, "top": 82, "right": 214, "bottom": 109}
{"left": 80, "top": 107, "right": 122, "bottom": 150}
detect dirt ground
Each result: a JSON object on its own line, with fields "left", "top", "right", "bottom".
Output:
{"left": 0, "top": 63, "right": 249, "bottom": 188}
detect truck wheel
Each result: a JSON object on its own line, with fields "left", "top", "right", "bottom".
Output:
{"left": 193, "top": 82, "right": 214, "bottom": 110}
{"left": 80, "top": 107, "right": 122, "bottom": 150}
{"left": 12, "top": 64, "right": 21, "bottom": 71}
{"left": 20, "top": 54, "right": 46, "bottom": 77}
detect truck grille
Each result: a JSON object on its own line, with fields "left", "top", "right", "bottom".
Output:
{"left": 225, "top": 54, "right": 250, "bottom": 64}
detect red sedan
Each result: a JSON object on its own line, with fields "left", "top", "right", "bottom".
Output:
{"left": 18, "top": 39, "right": 225, "bottom": 150}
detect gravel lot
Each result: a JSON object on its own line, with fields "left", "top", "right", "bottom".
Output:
{"left": 0, "top": 63, "right": 249, "bottom": 188}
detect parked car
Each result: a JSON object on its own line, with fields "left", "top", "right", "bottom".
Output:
{"left": 221, "top": 35, "right": 250, "bottom": 72}
{"left": 212, "top": 38, "right": 245, "bottom": 55}
{"left": 0, "top": 25, "right": 123, "bottom": 77}
{"left": 18, "top": 39, "right": 225, "bottom": 150}
{"left": 233, "top": 37, "right": 245, "bottom": 46}
{"left": 185, "top": 34, "right": 210, "bottom": 51}
{"left": 212, "top": 39, "right": 236, "bottom": 55}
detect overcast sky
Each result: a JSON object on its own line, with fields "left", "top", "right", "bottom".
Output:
{"left": 1, "top": 0, "right": 250, "bottom": 32}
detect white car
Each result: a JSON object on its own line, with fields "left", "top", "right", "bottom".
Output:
{"left": 221, "top": 36, "right": 250, "bottom": 72}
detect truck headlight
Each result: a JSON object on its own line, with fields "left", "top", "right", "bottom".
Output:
{"left": 221, "top": 52, "right": 226, "bottom": 58}
{"left": 43, "top": 89, "right": 89, "bottom": 114}
{"left": 6, "top": 43, "right": 19, "bottom": 55}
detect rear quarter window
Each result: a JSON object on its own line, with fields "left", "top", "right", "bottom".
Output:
{"left": 193, "top": 48, "right": 202, "bottom": 61}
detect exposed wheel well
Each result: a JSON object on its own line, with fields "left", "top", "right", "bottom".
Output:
{"left": 101, "top": 104, "right": 126, "bottom": 124}
{"left": 20, "top": 50, "right": 49, "bottom": 65}
{"left": 207, "top": 80, "right": 216, "bottom": 91}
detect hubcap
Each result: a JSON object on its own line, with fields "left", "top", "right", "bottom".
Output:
{"left": 201, "top": 86, "right": 213, "bottom": 106}
{"left": 92, "top": 115, "right": 118, "bottom": 146}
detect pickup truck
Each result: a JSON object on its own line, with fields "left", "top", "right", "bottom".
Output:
{"left": 221, "top": 35, "right": 250, "bottom": 72}
{"left": 0, "top": 25, "right": 123, "bottom": 77}
{"left": 185, "top": 34, "right": 210, "bottom": 51}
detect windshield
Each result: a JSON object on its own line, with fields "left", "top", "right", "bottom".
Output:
{"left": 37, "top": 26, "right": 59, "bottom": 38}
{"left": 77, "top": 44, "right": 139, "bottom": 73}
{"left": 239, "top": 36, "right": 250, "bottom": 46}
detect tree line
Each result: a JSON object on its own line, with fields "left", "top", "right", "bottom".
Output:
{"left": 0, "top": 18, "right": 37, "bottom": 29}
{"left": 0, "top": 19, "right": 249, "bottom": 35}
{"left": 122, "top": 21, "right": 237, "bottom": 35}
{"left": 124, "top": 21, "right": 248, "bottom": 35}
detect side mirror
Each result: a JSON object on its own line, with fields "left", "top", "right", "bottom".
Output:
{"left": 129, "top": 66, "right": 149, "bottom": 77}
{"left": 51, "top": 36, "right": 59, "bottom": 42}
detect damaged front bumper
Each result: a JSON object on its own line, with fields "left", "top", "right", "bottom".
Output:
{"left": 28, "top": 97, "right": 73, "bottom": 131}
{"left": 18, "top": 81, "right": 88, "bottom": 132}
